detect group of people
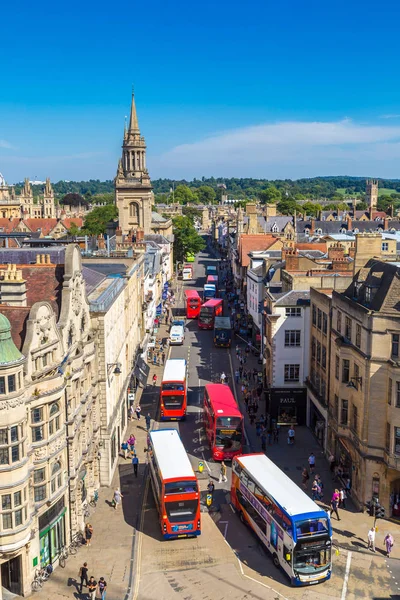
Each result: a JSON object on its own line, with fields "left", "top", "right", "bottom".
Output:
{"left": 78, "top": 561, "right": 107, "bottom": 599}
{"left": 367, "top": 527, "right": 395, "bottom": 557}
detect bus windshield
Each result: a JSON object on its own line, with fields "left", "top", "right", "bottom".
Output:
{"left": 162, "top": 383, "right": 185, "bottom": 391}
{"left": 163, "top": 395, "right": 184, "bottom": 409}
{"left": 294, "top": 541, "right": 331, "bottom": 575}
{"left": 165, "top": 480, "right": 198, "bottom": 494}
{"left": 216, "top": 417, "right": 243, "bottom": 450}
{"left": 295, "top": 517, "right": 329, "bottom": 537}
{"left": 165, "top": 499, "right": 199, "bottom": 523}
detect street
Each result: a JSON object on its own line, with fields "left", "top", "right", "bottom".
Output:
{"left": 133, "top": 243, "right": 400, "bottom": 600}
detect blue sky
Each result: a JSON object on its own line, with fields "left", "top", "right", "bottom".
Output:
{"left": 1, "top": 0, "right": 400, "bottom": 183}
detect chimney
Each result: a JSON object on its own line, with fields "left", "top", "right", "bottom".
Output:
{"left": 328, "top": 242, "right": 344, "bottom": 261}
{"left": 348, "top": 242, "right": 356, "bottom": 259}
{"left": 245, "top": 203, "right": 258, "bottom": 234}
{"left": 346, "top": 214, "right": 352, "bottom": 231}
{"left": 0, "top": 265, "right": 27, "bottom": 306}
{"left": 383, "top": 217, "right": 389, "bottom": 231}
{"left": 284, "top": 247, "right": 299, "bottom": 271}
{"left": 136, "top": 228, "right": 144, "bottom": 242}
{"left": 389, "top": 204, "right": 394, "bottom": 218}
{"left": 354, "top": 233, "right": 383, "bottom": 276}
{"left": 310, "top": 218, "right": 315, "bottom": 234}
{"left": 332, "top": 258, "right": 351, "bottom": 272}
{"left": 97, "top": 235, "right": 105, "bottom": 250}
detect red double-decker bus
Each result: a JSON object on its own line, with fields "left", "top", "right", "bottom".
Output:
{"left": 148, "top": 429, "right": 201, "bottom": 539}
{"left": 198, "top": 298, "right": 223, "bottom": 330}
{"left": 160, "top": 359, "right": 187, "bottom": 420}
{"left": 203, "top": 384, "right": 244, "bottom": 461}
{"left": 184, "top": 289, "right": 201, "bottom": 319}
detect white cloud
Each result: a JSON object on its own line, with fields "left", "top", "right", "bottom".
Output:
{"left": 0, "top": 140, "right": 14, "bottom": 149}
{"left": 152, "top": 119, "right": 400, "bottom": 178}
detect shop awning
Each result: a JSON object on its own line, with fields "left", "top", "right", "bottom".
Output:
{"left": 134, "top": 356, "right": 150, "bottom": 386}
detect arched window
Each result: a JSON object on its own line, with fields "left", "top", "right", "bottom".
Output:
{"left": 49, "top": 402, "right": 61, "bottom": 436}
{"left": 51, "top": 461, "right": 62, "bottom": 494}
{"left": 49, "top": 403, "right": 59, "bottom": 417}
{"left": 129, "top": 203, "right": 140, "bottom": 222}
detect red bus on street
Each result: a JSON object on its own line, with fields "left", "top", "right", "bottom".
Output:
{"left": 185, "top": 289, "right": 201, "bottom": 319}
{"left": 148, "top": 429, "right": 201, "bottom": 539}
{"left": 203, "top": 384, "right": 244, "bottom": 461}
{"left": 160, "top": 359, "right": 187, "bottom": 420}
{"left": 198, "top": 298, "right": 223, "bottom": 330}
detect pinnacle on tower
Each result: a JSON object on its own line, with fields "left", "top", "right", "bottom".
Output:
{"left": 128, "top": 91, "right": 140, "bottom": 134}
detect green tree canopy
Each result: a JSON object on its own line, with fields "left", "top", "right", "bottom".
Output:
{"left": 67, "top": 222, "right": 81, "bottom": 237}
{"left": 302, "top": 202, "right": 322, "bottom": 217}
{"left": 172, "top": 216, "right": 205, "bottom": 263}
{"left": 277, "top": 197, "right": 301, "bottom": 215}
{"left": 61, "top": 192, "right": 88, "bottom": 206}
{"left": 259, "top": 187, "right": 282, "bottom": 204}
{"left": 173, "top": 185, "right": 197, "bottom": 205}
{"left": 82, "top": 205, "right": 118, "bottom": 236}
{"left": 182, "top": 206, "right": 202, "bottom": 222}
{"left": 195, "top": 185, "right": 216, "bottom": 205}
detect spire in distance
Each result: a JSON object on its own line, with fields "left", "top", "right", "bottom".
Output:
{"left": 128, "top": 89, "right": 140, "bottom": 134}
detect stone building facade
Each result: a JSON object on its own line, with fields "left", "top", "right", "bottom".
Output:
{"left": 0, "top": 175, "right": 56, "bottom": 220}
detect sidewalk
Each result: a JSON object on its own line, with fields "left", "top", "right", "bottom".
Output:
{"left": 230, "top": 338, "right": 400, "bottom": 560}
{"left": 34, "top": 319, "right": 171, "bottom": 600}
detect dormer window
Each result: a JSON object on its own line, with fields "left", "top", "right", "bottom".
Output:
{"left": 316, "top": 228, "right": 322, "bottom": 235}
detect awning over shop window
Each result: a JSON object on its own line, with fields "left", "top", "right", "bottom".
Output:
{"left": 134, "top": 356, "right": 150, "bottom": 386}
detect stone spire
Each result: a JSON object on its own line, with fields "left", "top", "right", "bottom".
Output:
{"left": 128, "top": 91, "right": 140, "bottom": 135}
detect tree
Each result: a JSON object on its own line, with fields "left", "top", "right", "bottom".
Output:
{"left": 61, "top": 192, "right": 88, "bottom": 206}
{"left": 173, "top": 185, "right": 197, "bottom": 205}
{"left": 182, "top": 206, "right": 202, "bottom": 223}
{"left": 277, "top": 198, "right": 301, "bottom": 215}
{"left": 82, "top": 205, "right": 118, "bottom": 236}
{"left": 302, "top": 202, "right": 322, "bottom": 217}
{"left": 356, "top": 201, "right": 368, "bottom": 211}
{"left": 259, "top": 187, "right": 282, "bottom": 204}
{"left": 67, "top": 222, "right": 81, "bottom": 237}
{"left": 172, "top": 216, "right": 205, "bottom": 263}
{"left": 195, "top": 185, "right": 216, "bottom": 205}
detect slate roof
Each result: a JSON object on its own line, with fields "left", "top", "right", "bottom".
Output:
{"left": 273, "top": 290, "right": 311, "bottom": 306}
{"left": 343, "top": 260, "right": 400, "bottom": 314}
{"left": 82, "top": 266, "right": 106, "bottom": 295}
{"left": 258, "top": 216, "right": 293, "bottom": 233}
{"left": 296, "top": 219, "right": 400, "bottom": 235}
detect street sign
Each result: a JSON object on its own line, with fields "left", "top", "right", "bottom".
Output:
{"left": 156, "top": 303, "right": 162, "bottom": 315}
{"left": 128, "top": 392, "right": 135, "bottom": 402}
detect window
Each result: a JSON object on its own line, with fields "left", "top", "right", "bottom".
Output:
{"left": 345, "top": 317, "right": 352, "bottom": 341}
{"left": 11, "top": 446, "right": 19, "bottom": 463}
{"left": 392, "top": 334, "right": 399, "bottom": 358}
{"left": 0, "top": 425, "right": 22, "bottom": 465}
{"left": 49, "top": 403, "right": 61, "bottom": 437}
{"left": 10, "top": 426, "right": 18, "bottom": 443}
{"left": 2, "top": 514, "right": 12, "bottom": 529}
{"left": 284, "top": 364, "right": 300, "bottom": 382}
{"left": 14, "top": 509, "right": 22, "bottom": 526}
{"left": 396, "top": 382, "right": 400, "bottom": 409}
{"left": 2, "top": 495, "right": 11, "bottom": 510}
{"left": 316, "top": 342, "right": 321, "bottom": 364}
{"left": 334, "top": 395, "right": 339, "bottom": 420}
{"left": 285, "top": 330, "right": 301, "bottom": 347}
{"left": 129, "top": 202, "right": 139, "bottom": 220}
{"left": 342, "top": 359, "right": 350, "bottom": 383}
{"left": 322, "top": 313, "right": 328, "bottom": 335}
{"left": 8, "top": 375, "right": 16, "bottom": 393}
{"left": 352, "top": 404, "right": 358, "bottom": 432}
{"left": 388, "top": 378, "right": 393, "bottom": 405}
{"left": 312, "top": 305, "right": 316, "bottom": 326}
{"left": 285, "top": 307, "right": 301, "bottom": 317}
{"left": 340, "top": 399, "right": 348, "bottom": 426}
{"left": 382, "top": 242, "right": 389, "bottom": 251}
{"left": 32, "top": 426, "right": 44, "bottom": 442}
{"left": 311, "top": 337, "right": 316, "bottom": 359}
{"left": 14, "top": 491, "right": 21, "bottom": 507}
{"left": 0, "top": 448, "right": 7, "bottom": 465}
{"left": 395, "top": 427, "right": 400, "bottom": 455}
{"left": 34, "top": 468, "right": 45, "bottom": 484}
{"left": 317, "top": 309, "right": 322, "bottom": 330}
{"left": 356, "top": 323, "right": 361, "bottom": 348}
{"left": 42, "top": 353, "right": 48, "bottom": 367}
{"left": 0, "top": 490, "right": 26, "bottom": 529}
{"left": 0, "top": 377, "right": 5, "bottom": 394}
{"left": 322, "top": 345, "right": 327, "bottom": 369}
{"left": 386, "top": 423, "right": 391, "bottom": 452}
{"left": 335, "top": 355, "right": 339, "bottom": 379}
{"left": 354, "top": 363, "right": 360, "bottom": 390}
{"left": 337, "top": 310, "right": 342, "bottom": 333}
{"left": 31, "top": 407, "right": 43, "bottom": 423}
{"left": 50, "top": 461, "right": 62, "bottom": 495}
{"left": 34, "top": 484, "right": 47, "bottom": 503}
{"left": 0, "top": 429, "right": 7, "bottom": 445}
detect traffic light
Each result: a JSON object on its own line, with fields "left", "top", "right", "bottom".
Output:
{"left": 365, "top": 500, "right": 374, "bottom": 516}
{"left": 375, "top": 504, "right": 386, "bottom": 519}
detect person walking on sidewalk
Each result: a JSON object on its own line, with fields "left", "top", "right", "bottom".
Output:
{"left": 128, "top": 434, "right": 136, "bottom": 452}
{"left": 121, "top": 440, "right": 129, "bottom": 459}
{"left": 98, "top": 577, "right": 107, "bottom": 600}
{"left": 85, "top": 523, "right": 93, "bottom": 547}
{"left": 132, "top": 454, "right": 139, "bottom": 477}
{"left": 152, "top": 374, "right": 158, "bottom": 387}
{"left": 367, "top": 527, "right": 376, "bottom": 552}
{"left": 308, "top": 452, "right": 316, "bottom": 474}
{"left": 273, "top": 425, "right": 279, "bottom": 443}
{"left": 302, "top": 467, "right": 310, "bottom": 490}
{"left": 288, "top": 426, "right": 295, "bottom": 445}
{"left": 162, "top": 352, "right": 166, "bottom": 365}
{"left": 331, "top": 489, "right": 341, "bottom": 520}
{"left": 339, "top": 488, "right": 347, "bottom": 508}
{"left": 78, "top": 562, "right": 89, "bottom": 593}
{"left": 384, "top": 533, "right": 394, "bottom": 557}
{"left": 113, "top": 487, "right": 123, "bottom": 510}
{"left": 145, "top": 413, "right": 151, "bottom": 431}
{"left": 235, "top": 369, "right": 240, "bottom": 384}
{"left": 219, "top": 461, "right": 228, "bottom": 483}
{"left": 135, "top": 405, "right": 142, "bottom": 420}
{"left": 88, "top": 576, "right": 97, "bottom": 600}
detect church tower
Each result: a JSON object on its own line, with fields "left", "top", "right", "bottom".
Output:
{"left": 115, "top": 92, "right": 154, "bottom": 235}
{"left": 366, "top": 179, "right": 378, "bottom": 220}
{"left": 41, "top": 178, "right": 56, "bottom": 218}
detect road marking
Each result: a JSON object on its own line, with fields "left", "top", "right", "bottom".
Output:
{"left": 236, "top": 555, "right": 290, "bottom": 600}
{"left": 132, "top": 477, "right": 149, "bottom": 600}
{"left": 341, "top": 551, "right": 352, "bottom": 600}
{"left": 219, "top": 520, "right": 229, "bottom": 539}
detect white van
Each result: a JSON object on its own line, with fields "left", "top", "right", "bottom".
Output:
{"left": 169, "top": 324, "right": 185, "bottom": 345}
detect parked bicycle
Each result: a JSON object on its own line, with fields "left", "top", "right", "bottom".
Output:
{"left": 83, "top": 503, "right": 90, "bottom": 519}
{"left": 59, "top": 545, "right": 69, "bottom": 568}
{"left": 89, "top": 489, "right": 99, "bottom": 508}
{"left": 69, "top": 531, "right": 85, "bottom": 555}
{"left": 31, "top": 567, "right": 50, "bottom": 592}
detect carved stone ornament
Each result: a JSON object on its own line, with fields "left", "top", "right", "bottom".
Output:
{"left": 34, "top": 447, "right": 47, "bottom": 459}
{"left": 0, "top": 395, "right": 25, "bottom": 410}
{"left": 72, "top": 277, "right": 83, "bottom": 316}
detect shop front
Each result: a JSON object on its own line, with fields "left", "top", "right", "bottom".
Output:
{"left": 308, "top": 393, "right": 327, "bottom": 449}
{"left": 335, "top": 437, "right": 353, "bottom": 492}
{"left": 268, "top": 387, "right": 307, "bottom": 426}
{"left": 39, "top": 497, "right": 66, "bottom": 566}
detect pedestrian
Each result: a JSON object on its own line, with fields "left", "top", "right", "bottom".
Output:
{"left": 367, "top": 526, "right": 376, "bottom": 552}
{"left": 128, "top": 434, "right": 136, "bottom": 452}
{"left": 267, "top": 429, "right": 272, "bottom": 445}
{"left": 243, "top": 369, "right": 247, "bottom": 381}
{"left": 152, "top": 374, "right": 157, "bottom": 386}
{"left": 328, "top": 453, "right": 336, "bottom": 475}
{"left": 261, "top": 431, "right": 267, "bottom": 452}
{"left": 302, "top": 467, "right": 310, "bottom": 490}
{"left": 339, "top": 488, "right": 347, "bottom": 508}
{"left": 331, "top": 489, "right": 341, "bottom": 520}
{"left": 384, "top": 533, "right": 394, "bottom": 557}
{"left": 244, "top": 395, "right": 249, "bottom": 412}
{"left": 273, "top": 425, "right": 279, "bottom": 443}
{"left": 132, "top": 454, "right": 139, "bottom": 477}
{"left": 113, "top": 487, "right": 123, "bottom": 510}
{"left": 288, "top": 426, "right": 295, "bottom": 445}
{"left": 315, "top": 474, "right": 324, "bottom": 499}
{"left": 253, "top": 368, "right": 257, "bottom": 382}
{"left": 135, "top": 405, "right": 142, "bottom": 420}
{"left": 239, "top": 366, "right": 243, "bottom": 378}
{"left": 129, "top": 404, "right": 135, "bottom": 421}
{"left": 121, "top": 440, "right": 129, "bottom": 459}
{"left": 85, "top": 523, "right": 93, "bottom": 547}
{"left": 219, "top": 461, "right": 228, "bottom": 483}
{"left": 220, "top": 371, "right": 226, "bottom": 384}
{"left": 145, "top": 413, "right": 151, "bottom": 431}
{"left": 308, "top": 452, "right": 316, "bottom": 474}
{"left": 235, "top": 369, "right": 240, "bottom": 383}
{"left": 98, "top": 576, "right": 107, "bottom": 600}
{"left": 311, "top": 479, "right": 321, "bottom": 501}
{"left": 161, "top": 352, "right": 166, "bottom": 365}
{"left": 256, "top": 422, "right": 261, "bottom": 437}
{"left": 88, "top": 576, "right": 98, "bottom": 600}
{"left": 78, "top": 561, "right": 89, "bottom": 593}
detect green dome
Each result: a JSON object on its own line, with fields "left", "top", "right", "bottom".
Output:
{"left": 0, "top": 314, "right": 24, "bottom": 366}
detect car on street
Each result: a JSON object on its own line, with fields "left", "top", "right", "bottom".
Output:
{"left": 169, "top": 324, "right": 185, "bottom": 345}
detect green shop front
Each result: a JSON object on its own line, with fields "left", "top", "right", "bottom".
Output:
{"left": 39, "top": 497, "right": 66, "bottom": 565}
